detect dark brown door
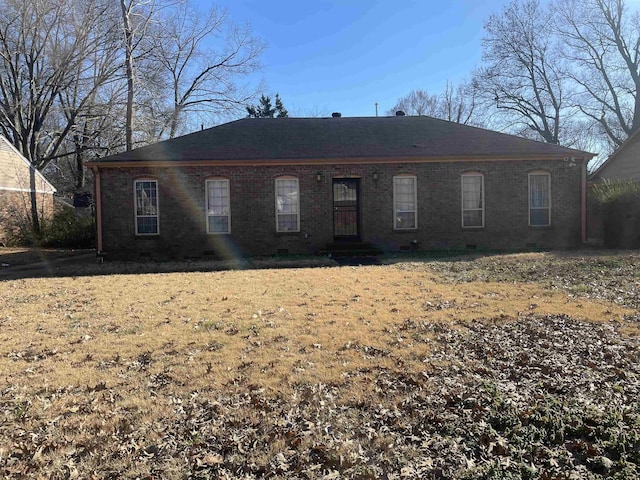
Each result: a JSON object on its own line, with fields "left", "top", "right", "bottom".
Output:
{"left": 333, "top": 178, "right": 360, "bottom": 239}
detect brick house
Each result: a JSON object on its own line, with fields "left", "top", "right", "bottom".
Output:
{"left": 87, "top": 115, "right": 594, "bottom": 260}
{"left": 0, "top": 135, "right": 56, "bottom": 245}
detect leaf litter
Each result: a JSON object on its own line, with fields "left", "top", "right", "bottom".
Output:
{"left": 0, "top": 250, "right": 639, "bottom": 478}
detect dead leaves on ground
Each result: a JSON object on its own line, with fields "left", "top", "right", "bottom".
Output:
{"left": 1, "top": 251, "right": 640, "bottom": 478}
{"left": 423, "top": 252, "right": 640, "bottom": 313}
{"left": 3, "top": 313, "right": 638, "bottom": 478}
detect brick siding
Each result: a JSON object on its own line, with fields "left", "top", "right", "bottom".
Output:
{"left": 99, "top": 160, "right": 583, "bottom": 259}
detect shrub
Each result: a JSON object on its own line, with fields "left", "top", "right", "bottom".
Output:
{"left": 591, "top": 181, "right": 640, "bottom": 249}
{"left": 6, "top": 207, "right": 95, "bottom": 248}
{"left": 592, "top": 180, "right": 640, "bottom": 203}
{"left": 1, "top": 207, "right": 36, "bottom": 247}
{"left": 39, "top": 208, "right": 95, "bottom": 249}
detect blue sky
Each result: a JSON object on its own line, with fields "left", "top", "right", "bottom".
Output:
{"left": 213, "top": 0, "right": 512, "bottom": 117}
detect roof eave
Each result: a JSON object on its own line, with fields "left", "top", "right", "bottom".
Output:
{"left": 86, "top": 153, "right": 595, "bottom": 169}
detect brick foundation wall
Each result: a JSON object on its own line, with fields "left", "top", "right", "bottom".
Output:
{"left": 98, "top": 159, "right": 583, "bottom": 260}
{"left": 0, "top": 190, "right": 56, "bottom": 245}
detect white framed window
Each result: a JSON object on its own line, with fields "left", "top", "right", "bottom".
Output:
{"left": 206, "top": 179, "right": 230, "bottom": 234}
{"left": 275, "top": 177, "right": 300, "bottom": 232}
{"left": 134, "top": 179, "right": 159, "bottom": 235}
{"left": 529, "top": 172, "right": 551, "bottom": 226}
{"left": 461, "top": 173, "right": 484, "bottom": 228}
{"left": 393, "top": 175, "right": 417, "bottom": 230}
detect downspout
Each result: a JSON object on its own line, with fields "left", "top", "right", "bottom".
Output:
{"left": 581, "top": 158, "right": 587, "bottom": 244}
{"left": 93, "top": 167, "right": 103, "bottom": 253}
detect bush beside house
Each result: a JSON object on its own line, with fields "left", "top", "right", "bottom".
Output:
{"left": 0, "top": 190, "right": 57, "bottom": 246}
{"left": 591, "top": 181, "right": 640, "bottom": 249}
{"left": 0, "top": 136, "right": 57, "bottom": 246}
{"left": 589, "top": 128, "right": 640, "bottom": 249}
{"left": 37, "top": 208, "right": 95, "bottom": 249}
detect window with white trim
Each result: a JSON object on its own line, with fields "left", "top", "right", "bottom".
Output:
{"left": 134, "top": 179, "right": 159, "bottom": 235}
{"left": 461, "top": 173, "right": 484, "bottom": 228}
{"left": 393, "top": 176, "right": 417, "bottom": 230}
{"left": 529, "top": 172, "right": 551, "bottom": 226}
{"left": 275, "top": 177, "right": 299, "bottom": 232}
{"left": 206, "top": 179, "right": 230, "bottom": 234}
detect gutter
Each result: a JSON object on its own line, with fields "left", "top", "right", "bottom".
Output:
{"left": 581, "top": 158, "right": 587, "bottom": 244}
{"left": 93, "top": 167, "right": 103, "bottom": 253}
{"left": 85, "top": 153, "right": 596, "bottom": 169}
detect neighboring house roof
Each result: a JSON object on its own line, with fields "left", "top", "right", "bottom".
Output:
{"left": 590, "top": 128, "right": 640, "bottom": 182}
{"left": 0, "top": 135, "right": 56, "bottom": 194}
{"left": 88, "top": 116, "right": 594, "bottom": 166}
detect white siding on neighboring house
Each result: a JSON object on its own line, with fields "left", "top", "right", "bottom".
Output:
{"left": 0, "top": 137, "right": 56, "bottom": 194}
{"left": 591, "top": 130, "right": 640, "bottom": 182}
{"left": 0, "top": 136, "right": 57, "bottom": 244}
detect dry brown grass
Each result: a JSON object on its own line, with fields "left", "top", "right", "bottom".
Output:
{"left": 0, "top": 260, "right": 632, "bottom": 395}
{"left": 1, "top": 251, "right": 639, "bottom": 478}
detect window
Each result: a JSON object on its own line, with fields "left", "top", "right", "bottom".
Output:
{"left": 529, "top": 172, "right": 551, "bottom": 226}
{"left": 275, "top": 177, "right": 299, "bottom": 232}
{"left": 393, "top": 176, "right": 417, "bottom": 230}
{"left": 134, "top": 179, "right": 159, "bottom": 235}
{"left": 206, "top": 179, "right": 230, "bottom": 234}
{"left": 461, "top": 173, "right": 484, "bottom": 228}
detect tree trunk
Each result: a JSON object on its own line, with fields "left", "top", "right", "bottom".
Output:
{"left": 28, "top": 168, "right": 40, "bottom": 234}
{"left": 120, "top": 0, "right": 134, "bottom": 151}
{"left": 74, "top": 134, "right": 85, "bottom": 191}
{"left": 633, "top": 88, "right": 640, "bottom": 134}
{"left": 169, "top": 103, "right": 181, "bottom": 139}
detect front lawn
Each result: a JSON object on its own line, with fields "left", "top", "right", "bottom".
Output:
{"left": 0, "top": 251, "right": 638, "bottom": 478}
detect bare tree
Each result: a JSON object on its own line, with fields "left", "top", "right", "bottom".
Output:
{"left": 387, "top": 89, "right": 440, "bottom": 117}
{"left": 387, "top": 80, "right": 482, "bottom": 125}
{"left": 120, "top": 1, "right": 265, "bottom": 141}
{"left": 0, "top": 0, "right": 97, "bottom": 167}
{"left": 0, "top": 0, "right": 121, "bottom": 229}
{"left": 120, "top": 0, "right": 136, "bottom": 151}
{"left": 149, "top": 3, "right": 264, "bottom": 138}
{"left": 119, "top": 0, "right": 160, "bottom": 150}
{"left": 300, "top": 105, "right": 331, "bottom": 118}
{"left": 48, "top": 82, "right": 129, "bottom": 192}
{"left": 0, "top": 0, "right": 264, "bottom": 234}
{"left": 54, "top": 3, "right": 123, "bottom": 190}
{"left": 555, "top": 0, "right": 640, "bottom": 148}
{"left": 437, "top": 80, "right": 484, "bottom": 126}
{"left": 478, "top": 0, "right": 571, "bottom": 144}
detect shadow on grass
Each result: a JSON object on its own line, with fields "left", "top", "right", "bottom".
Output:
{"left": 0, "top": 251, "right": 338, "bottom": 281}
{"left": 0, "top": 246, "right": 629, "bottom": 281}
{"left": 0, "top": 248, "right": 94, "bottom": 267}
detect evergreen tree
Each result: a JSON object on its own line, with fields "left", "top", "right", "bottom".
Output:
{"left": 246, "top": 93, "right": 288, "bottom": 118}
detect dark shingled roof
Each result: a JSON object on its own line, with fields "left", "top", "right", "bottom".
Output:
{"left": 92, "top": 116, "right": 593, "bottom": 163}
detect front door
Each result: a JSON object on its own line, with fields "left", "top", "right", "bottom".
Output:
{"left": 333, "top": 178, "right": 360, "bottom": 240}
